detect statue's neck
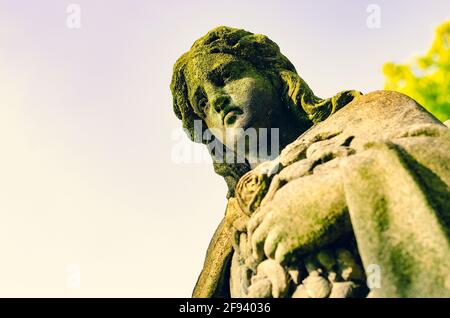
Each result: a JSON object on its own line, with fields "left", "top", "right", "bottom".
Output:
{"left": 246, "top": 108, "right": 311, "bottom": 169}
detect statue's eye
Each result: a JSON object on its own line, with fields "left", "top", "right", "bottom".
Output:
{"left": 197, "top": 98, "right": 208, "bottom": 109}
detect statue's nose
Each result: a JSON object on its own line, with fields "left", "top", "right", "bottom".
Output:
{"left": 212, "top": 95, "right": 231, "bottom": 113}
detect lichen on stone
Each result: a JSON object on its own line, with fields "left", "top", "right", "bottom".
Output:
{"left": 170, "top": 26, "right": 361, "bottom": 197}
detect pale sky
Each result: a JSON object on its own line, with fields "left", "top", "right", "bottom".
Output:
{"left": 0, "top": 0, "right": 448, "bottom": 297}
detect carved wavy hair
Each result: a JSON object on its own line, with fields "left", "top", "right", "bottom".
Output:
{"left": 170, "top": 26, "right": 360, "bottom": 198}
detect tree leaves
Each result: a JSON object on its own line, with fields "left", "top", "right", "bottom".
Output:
{"left": 383, "top": 21, "right": 450, "bottom": 122}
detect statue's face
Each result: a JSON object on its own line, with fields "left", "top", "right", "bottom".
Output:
{"left": 186, "top": 53, "right": 282, "bottom": 152}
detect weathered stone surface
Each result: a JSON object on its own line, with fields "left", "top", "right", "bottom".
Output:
{"left": 292, "top": 285, "right": 310, "bottom": 298}
{"left": 253, "top": 259, "right": 289, "bottom": 298}
{"left": 221, "top": 91, "right": 449, "bottom": 298}
{"left": 329, "top": 282, "right": 359, "bottom": 298}
{"left": 239, "top": 91, "right": 449, "bottom": 298}
{"left": 171, "top": 26, "right": 450, "bottom": 298}
{"left": 246, "top": 278, "right": 272, "bottom": 298}
{"left": 235, "top": 168, "right": 271, "bottom": 216}
{"left": 302, "top": 273, "right": 332, "bottom": 298}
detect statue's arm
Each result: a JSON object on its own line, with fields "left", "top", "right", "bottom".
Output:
{"left": 192, "top": 198, "right": 244, "bottom": 298}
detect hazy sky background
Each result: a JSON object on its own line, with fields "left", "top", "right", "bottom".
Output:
{"left": 0, "top": 0, "right": 449, "bottom": 297}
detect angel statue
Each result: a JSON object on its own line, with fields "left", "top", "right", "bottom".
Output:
{"left": 170, "top": 26, "right": 450, "bottom": 298}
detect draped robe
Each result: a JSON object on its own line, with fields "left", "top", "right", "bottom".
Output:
{"left": 192, "top": 91, "right": 450, "bottom": 298}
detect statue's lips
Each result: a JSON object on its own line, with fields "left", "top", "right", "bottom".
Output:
{"left": 223, "top": 108, "right": 243, "bottom": 125}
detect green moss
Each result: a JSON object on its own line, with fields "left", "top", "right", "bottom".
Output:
{"left": 170, "top": 26, "right": 361, "bottom": 197}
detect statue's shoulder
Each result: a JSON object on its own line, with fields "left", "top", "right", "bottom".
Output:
{"left": 352, "top": 89, "right": 414, "bottom": 106}
{"left": 346, "top": 90, "right": 431, "bottom": 117}
{"left": 345, "top": 90, "right": 420, "bottom": 111}
{"left": 234, "top": 90, "right": 449, "bottom": 215}
{"left": 285, "top": 90, "right": 444, "bottom": 153}
{"left": 321, "top": 90, "right": 442, "bottom": 137}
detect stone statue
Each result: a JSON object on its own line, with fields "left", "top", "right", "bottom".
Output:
{"left": 170, "top": 26, "right": 450, "bottom": 298}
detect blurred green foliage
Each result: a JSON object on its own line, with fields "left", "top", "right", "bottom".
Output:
{"left": 383, "top": 21, "right": 450, "bottom": 122}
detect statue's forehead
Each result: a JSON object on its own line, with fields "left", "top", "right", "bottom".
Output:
{"left": 186, "top": 53, "right": 237, "bottom": 84}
